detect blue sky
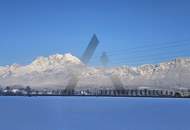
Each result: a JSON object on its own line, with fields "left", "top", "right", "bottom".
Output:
{"left": 0, "top": 0, "right": 190, "bottom": 66}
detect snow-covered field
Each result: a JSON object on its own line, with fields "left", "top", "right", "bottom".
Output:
{"left": 0, "top": 53, "right": 190, "bottom": 89}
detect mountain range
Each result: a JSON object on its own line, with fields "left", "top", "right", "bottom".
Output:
{"left": 0, "top": 53, "right": 190, "bottom": 89}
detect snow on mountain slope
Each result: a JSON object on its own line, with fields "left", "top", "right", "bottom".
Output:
{"left": 0, "top": 53, "right": 190, "bottom": 89}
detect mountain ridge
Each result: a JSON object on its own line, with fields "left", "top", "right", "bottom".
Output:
{"left": 0, "top": 53, "right": 190, "bottom": 89}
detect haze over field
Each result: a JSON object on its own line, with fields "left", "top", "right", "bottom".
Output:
{"left": 0, "top": 53, "right": 190, "bottom": 89}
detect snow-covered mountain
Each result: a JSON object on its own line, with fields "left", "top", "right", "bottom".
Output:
{"left": 0, "top": 53, "right": 190, "bottom": 89}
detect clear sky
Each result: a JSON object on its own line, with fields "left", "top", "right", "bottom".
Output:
{"left": 0, "top": 0, "right": 190, "bottom": 66}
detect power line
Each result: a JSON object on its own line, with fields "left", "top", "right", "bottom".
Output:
{"left": 90, "top": 44, "right": 190, "bottom": 64}
{"left": 89, "top": 39, "right": 190, "bottom": 66}
{"left": 90, "top": 48, "right": 190, "bottom": 66}
{"left": 110, "top": 53, "right": 189, "bottom": 66}
{"left": 107, "top": 39, "right": 190, "bottom": 56}
{"left": 91, "top": 39, "right": 190, "bottom": 60}
{"left": 111, "top": 46, "right": 189, "bottom": 59}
